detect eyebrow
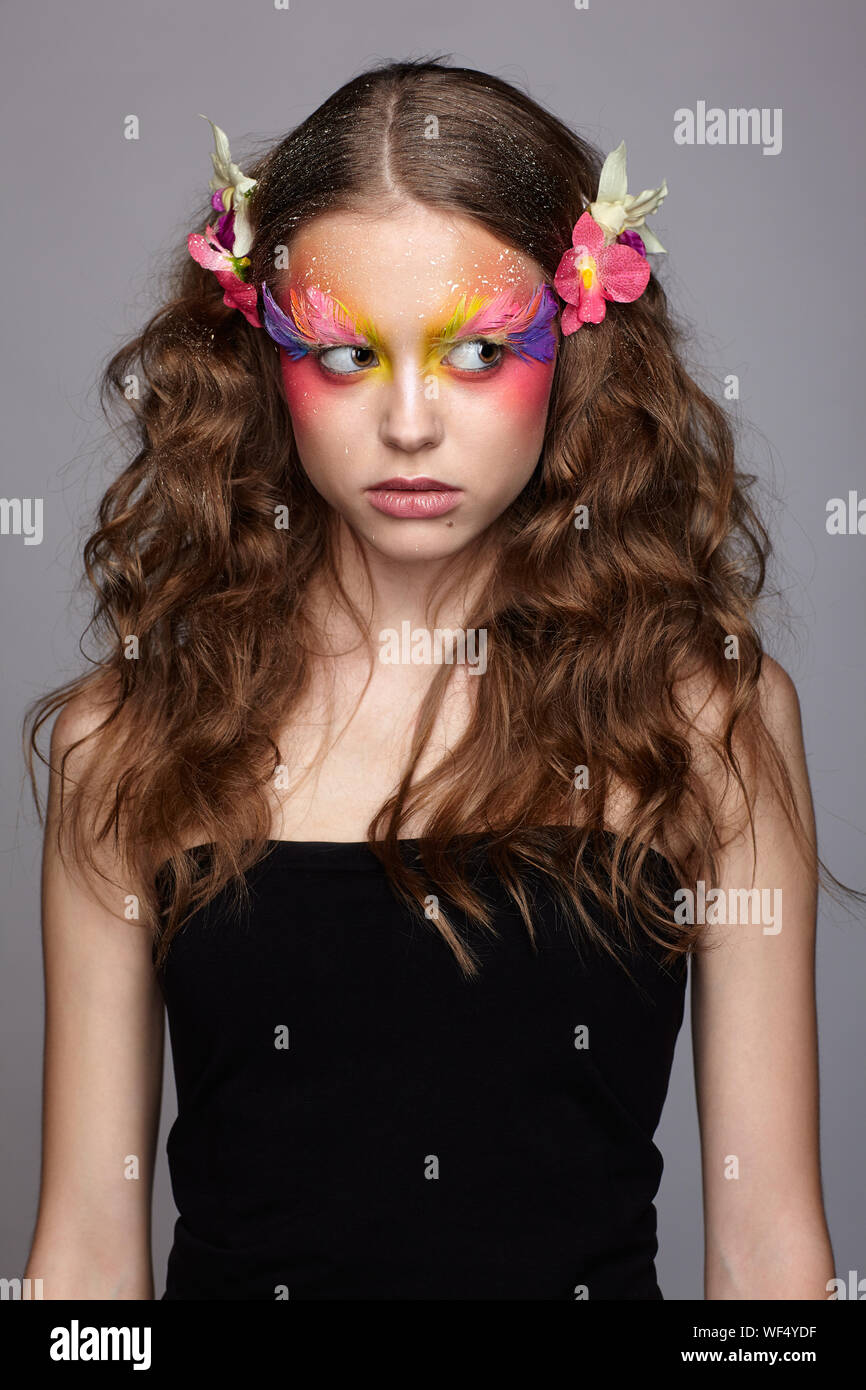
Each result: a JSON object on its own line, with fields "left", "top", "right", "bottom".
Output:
{"left": 261, "top": 280, "right": 558, "bottom": 364}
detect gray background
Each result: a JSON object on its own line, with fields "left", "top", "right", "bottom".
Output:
{"left": 2, "top": 0, "right": 864, "bottom": 1299}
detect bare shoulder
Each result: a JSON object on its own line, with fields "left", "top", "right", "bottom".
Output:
{"left": 48, "top": 673, "right": 122, "bottom": 770}
{"left": 665, "top": 656, "right": 809, "bottom": 863}
{"left": 44, "top": 673, "right": 139, "bottom": 887}
{"left": 672, "top": 655, "right": 804, "bottom": 779}
{"left": 672, "top": 654, "right": 800, "bottom": 737}
{"left": 601, "top": 658, "right": 803, "bottom": 862}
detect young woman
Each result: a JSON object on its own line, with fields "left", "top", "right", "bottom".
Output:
{"left": 23, "top": 58, "right": 838, "bottom": 1300}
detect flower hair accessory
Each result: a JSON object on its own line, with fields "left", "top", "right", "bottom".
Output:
{"left": 554, "top": 141, "right": 667, "bottom": 334}
{"left": 187, "top": 121, "right": 666, "bottom": 342}
{"left": 187, "top": 116, "right": 261, "bottom": 326}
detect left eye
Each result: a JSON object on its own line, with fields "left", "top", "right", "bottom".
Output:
{"left": 442, "top": 339, "right": 504, "bottom": 372}
{"left": 316, "top": 345, "right": 379, "bottom": 375}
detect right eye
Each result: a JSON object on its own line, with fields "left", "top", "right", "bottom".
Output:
{"left": 315, "top": 345, "right": 379, "bottom": 375}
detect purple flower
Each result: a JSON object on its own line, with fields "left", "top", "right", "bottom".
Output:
{"left": 616, "top": 228, "right": 647, "bottom": 258}
{"left": 215, "top": 208, "right": 235, "bottom": 252}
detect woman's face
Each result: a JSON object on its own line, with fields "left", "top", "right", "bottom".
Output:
{"left": 270, "top": 203, "right": 559, "bottom": 564}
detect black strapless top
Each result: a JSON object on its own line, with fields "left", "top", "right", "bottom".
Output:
{"left": 154, "top": 832, "right": 687, "bottom": 1300}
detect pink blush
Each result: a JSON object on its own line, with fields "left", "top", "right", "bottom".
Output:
{"left": 479, "top": 354, "right": 555, "bottom": 415}
{"left": 279, "top": 353, "right": 333, "bottom": 424}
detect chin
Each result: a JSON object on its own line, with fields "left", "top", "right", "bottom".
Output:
{"left": 360, "top": 523, "right": 470, "bottom": 561}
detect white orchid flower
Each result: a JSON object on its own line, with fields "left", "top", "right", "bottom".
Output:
{"left": 588, "top": 140, "right": 668, "bottom": 253}
{"left": 199, "top": 115, "right": 257, "bottom": 258}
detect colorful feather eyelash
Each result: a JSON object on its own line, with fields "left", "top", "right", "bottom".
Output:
{"left": 430, "top": 283, "right": 559, "bottom": 364}
{"left": 261, "top": 280, "right": 559, "bottom": 364}
{"left": 261, "top": 283, "right": 381, "bottom": 360}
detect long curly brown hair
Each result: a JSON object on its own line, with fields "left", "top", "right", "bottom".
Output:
{"left": 23, "top": 56, "right": 842, "bottom": 979}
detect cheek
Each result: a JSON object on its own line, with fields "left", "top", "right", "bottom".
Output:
{"left": 279, "top": 354, "right": 335, "bottom": 434}
{"left": 279, "top": 355, "right": 379, "bottom": 480}
{"left": 495, "top": 355, "right": 555, "bottom": 417}
{"left": 459, "top": 356, "right": 554, "bottom": 444}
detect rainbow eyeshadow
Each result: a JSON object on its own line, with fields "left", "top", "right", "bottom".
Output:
{"left": 260, "top": 280, "right": 559, "bottom": 365}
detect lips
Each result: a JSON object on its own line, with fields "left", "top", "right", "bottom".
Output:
{"left": 365, "top": 476, "right": 463, "bottom": 519}
{"left": 368, "top": 476, "right": 457, "bottom": 491}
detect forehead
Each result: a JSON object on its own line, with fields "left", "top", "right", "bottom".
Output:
{"left": 279, "top": 203, "right": 544, "bottom": 314}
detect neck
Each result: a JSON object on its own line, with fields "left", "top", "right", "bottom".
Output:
{"left": 303, "top": 514, "right": 498, "bottom": 654}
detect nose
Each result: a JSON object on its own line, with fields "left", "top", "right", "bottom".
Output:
{"left": 378, "top": 358, "right": 444, "bottom": 454}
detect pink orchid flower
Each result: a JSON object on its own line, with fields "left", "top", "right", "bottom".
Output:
{"left": 553, "top": 211, "right": 650, "bottom": 334}
{"left": 187, "top": 223, "right": 261, "bottom": 327}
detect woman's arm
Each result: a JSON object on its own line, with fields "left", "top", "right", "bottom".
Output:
{"left": 688, "top": 658, "right": 835, "bottom": 1299}
{"left": 24, "top": 694, "right": 165, "bottom": 1299}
